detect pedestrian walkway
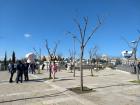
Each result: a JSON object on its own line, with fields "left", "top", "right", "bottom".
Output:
{"left": 0, "top": 68, "right": 140, "bottom": 105}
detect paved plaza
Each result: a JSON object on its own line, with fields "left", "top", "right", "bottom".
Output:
{"left": 0, "top": 68, "right": 140, "bottom": 105}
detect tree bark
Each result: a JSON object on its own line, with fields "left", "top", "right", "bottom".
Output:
{"left": 73, "top": 37, "right": 76, "bottom": 77}
{"left": 134, "top": 49, "right": 139, "bottom": 81}
{"left": 73, "top": 63, "right": 76, "bottom": 77}
{"left": 49, "top": 61, "right": 52, "bottom": 79}
{"left": 91, "top": 63, "right": 93, "bottom": 76}
{"left": 80, "top": 46, "right": 84, "bottom": 91}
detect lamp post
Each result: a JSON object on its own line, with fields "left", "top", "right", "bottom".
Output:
{"left": 131, "top": 40, "right": 139, "bottom": 80}
{"left": 73, "top": 36, "right": 76, "bottom": 77}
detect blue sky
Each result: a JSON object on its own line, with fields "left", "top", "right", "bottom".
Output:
{"left": 0, "top": 0, "right": 140, "bottom": 59}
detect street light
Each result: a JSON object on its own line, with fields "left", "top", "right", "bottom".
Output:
{"left": 131, "top": 40, "right": 139, "bottom": 80}
{"left": 73, "top": 36, "right": 76, "bottom": 77}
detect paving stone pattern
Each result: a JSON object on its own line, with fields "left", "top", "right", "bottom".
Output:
{"left": 0, "top": 68, "right": 140, "bottom": 105}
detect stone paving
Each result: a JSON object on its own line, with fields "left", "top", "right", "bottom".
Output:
{"left": 0, "top": 68, "right": 140, "bottom": 105}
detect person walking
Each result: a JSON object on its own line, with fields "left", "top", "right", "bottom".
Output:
{"left": 30, "top": 63, "right": 36, "bottom": 74}
{"left": 23, "top": 62, "right": 29, "bottom": 81}
{"left": 16, "top": 61, "right": 24, "bottom": 83}
{"left": 51, "top": 62, "right": 57, "bottom": 81}
{"left": 9, "top": 62, "right": 16, "bottom": 83}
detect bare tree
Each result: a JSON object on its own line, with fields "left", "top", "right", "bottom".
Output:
{"left": 89, "top": 45, "right": 98, "bottom": 76}
{"left": 66, "top": 35, "right": 77, "bottom": 76}
{"left": 68, "top": 49, "right": 74, "bottom": 73}
{"left": 67, "top": 16, "right": 104, "bottom": 91}
{"left": 57, "top": 53, "right": 64, "bottom": 71}
{"left": 122, "top": 34, "right": 140, "bottom": 81}
{"left": 33, "top": 48, "right": 42, "bottom": 73}
{"left": 33, "top": 48, "right": 41, "bottom": 62}
{"left": 45, "top": 40, "right": 59, "bottom": 79}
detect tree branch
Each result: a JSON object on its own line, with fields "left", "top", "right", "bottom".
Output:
{"left": 121, "top": 36, "right": 132, "bottom": 48}
{"left": 74, "top": 18, "right": 83, "bottom": 40}
{"left": 135, "top": 36, "right": 140, "bottom": 49}
{"left": 53, "top": 41, "right": 60, "bottom": 56}
{"left": 69, "top": 49, "right": 73, "bottom": 59}
{"left": 84, "top": 17, "right": 102, "bottom": 47}
{"left": 66, "top": 31, "right": 81, "bottom": 43}
{"left": 33, "top": 48, "right": 39, "bottom": 56}
{"left": 45, "top": 40, "right": 51, "bottom": 56}
{"left": 83, "top": 17, "right": 88, "bottom": 43}
{"left": 89, "top": 45, "right": 98, "bottom": 59}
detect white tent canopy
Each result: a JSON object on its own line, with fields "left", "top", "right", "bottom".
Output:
{"left": 25, "top": 52, "right": 36, "bottom": 63}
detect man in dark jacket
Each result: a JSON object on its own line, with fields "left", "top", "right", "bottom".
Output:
{"left": 23, "top": 62, "right": 29, "bottom": 81}
{"left": 16, "top": 61, "right": 24, "bottom": 83}
{"left": 9, "top": 62, "right": 16, "bottom": 83}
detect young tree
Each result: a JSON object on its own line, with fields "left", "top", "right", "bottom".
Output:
{"left": 33, "top": 48, "right": 41, "bottom": 62}
{"left": 122, "top": 34, "right": 140, "bottom": 81}
{"left": 45, "top": 40, "right": 59, "bottom": 79}
{"left": 89, "top": 45, "right": 98, "bottom": 76}
{"left": 69, "top": 49, "right": 74, "bottom": 73}
{"left": 33, "top": 48, "right": 42, "bottom": 73}
{"left": 67, "top": 16, "right": 104, "bottom": 91}
{"left": 12, "top": 51, "right": 16, "bottom": 63}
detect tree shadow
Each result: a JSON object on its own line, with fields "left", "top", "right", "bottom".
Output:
{"left": 0, "top": 90, "right": 68, "bottom": 104}
{"left": 0, "top": 80, "right": 9, "bottom": 83}
{"left": 27, "top": 77, "right": 51, "bottom": 82}
{"left": 56, "top": 78, "right": 75, "bottom": 81}
{"left": 74, "top": 74, "right": 97, "bottom": 77}
{"left": 92, "top": 83, "right": 139, "bottom": 90}
{"left": 101, "top": 74, "right": 116, "bottom": 76}
{"left": 68, "top": 86, "right": 95, "bottom": 94}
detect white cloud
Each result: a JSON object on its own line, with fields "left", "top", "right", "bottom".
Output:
{"left": 24, "top": 33, "right": 31, "bottom": 38}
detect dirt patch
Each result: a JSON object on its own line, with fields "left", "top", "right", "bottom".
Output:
{"left": 68, "top": 86, "right": 96, "bottom": 94}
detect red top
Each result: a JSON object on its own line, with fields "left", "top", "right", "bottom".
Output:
{"left": 51, "top": 64, "right": 57, "bottom": 73}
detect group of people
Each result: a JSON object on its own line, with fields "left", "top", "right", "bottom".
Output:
{"left": 8, "top": 61, "right": 58, "bottom": 83}
{"left": 8, "top": 61, "right": 36, "bottom": 83}
{"left": 128, "top": 62, "right": 140, "bottom": 74}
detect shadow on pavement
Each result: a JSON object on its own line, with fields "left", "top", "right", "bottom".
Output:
{"left": 92, "top": 83, "right": 139, "bottom": 89}
{"left": 0, "top": 80, "right": 9, "bottom": 83}
{"left": 28, "top": 78, "right": 49, "bottom": 82}
{"left": 0, "top": 90, "right": 68, "bottom": 104}
{"left": 56, "top": 78, "right": 75, "bottom": 81}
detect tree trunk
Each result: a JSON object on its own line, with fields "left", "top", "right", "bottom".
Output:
{"left": 80, "top": 46, "right": 84, "bottom": 91}
{"left": 73, "top": 39, "right": 76, "bottom": 77}
{"left": 73, "top": 63, "right": 75, "bottom": 77}
{"left": 134, "top": 50, "right": 139, "bottom": 81}
{"left": 136, "top": 67, "right": 139, "bottom": 80}
{"left": 70, "top": 64, "right": 73, "bottom": 73}
{"left": 49, "top": 61, "right": 52, "bottom": 79}
{"left": 91, "top": 63, "right": 93, "bottom": 76}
